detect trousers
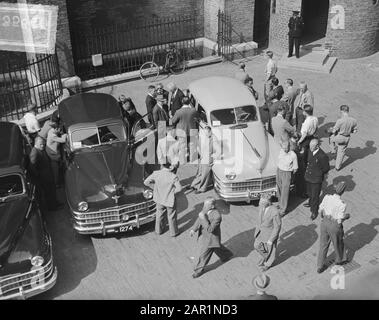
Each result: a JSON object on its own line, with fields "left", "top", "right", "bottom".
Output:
{"left": 330, "top": 134, "right": 350, "bottom": 170}
{"left": 289, "top": 37, "right": 301, "bottom": 58}
{"left": 194, "top": 245, "right": 232, "bottom": 273}
{"left": 317, "top": 218, "right": 347, "bottom": 268}
{"left": 276, "top": 169, "right": 292, "bottom": 214}
{"left": 191, "top": 163, "right": 213, "bottom": 192}
{"left": 306, "top": 182, "right": 322, "bottom": 217}
{"left": 155, "top": 203, "right": 179, "bottom": 236}
{"left": 295, "top": 107, "right": 306, "bottom": 133}
{"left": 254, "top": 240, "right": 277, "bottom": 268}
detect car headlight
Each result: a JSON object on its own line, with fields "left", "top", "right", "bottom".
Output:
{"left": 143, "top": 189, "right": 153, "bottom": 199}
{"left": 78, "top": 201, "right": 89, "bottom": 212}
{"left": 31, "top": 256, "right": 44, "bottom": 267}
{"left": 226, "top": 172, "right": 236, "bottom": 180}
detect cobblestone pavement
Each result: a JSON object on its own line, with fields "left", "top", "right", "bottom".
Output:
{"left": 37, "top": 52, "right": 379, "bottom": 300}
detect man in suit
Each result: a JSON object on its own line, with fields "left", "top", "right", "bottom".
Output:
{"left": 268, "top": 100, "right": 291, "bottom": 136}
{"left": 271, "top": 104, "right": 295, "bottom": 145}
{"left": 167, "top": 82, "right": 185, "bottom": 117}
{"left": 152, "top": 94, "right": 169, "bottom": 128}
{"left": 29, "top": 136, "right": 62, "bottom": 211}
{"left": 144, "top": 162, "right": 182, "bottom": 237}
{"left": 267, "top": 77, "right": 284, "bottom": 102}
{"left": 288, "top": 10, "right": 304, "bottom": 58}
{"left": 254, "top": 195, "right": 282, "bottom": 271}
{"left": 264, "top": 51, "right": 278, "bottom": 101}
{"left": 281, "top": 78, "right": 298, "bottom": 125}
{"left": 247, "top": 274, "right": 278, "bottom": 300}
{"left": 171, "top": 96, "right": 199, "bottom": 163}
{"left": 145, "top": 85, "right": 156, "bottom": 125}
{"left": 294, "top": 82, "right": 314, "bottom": 132}
{"left": 190, "top": 197, "right": 233, "bottom": 278}
{"left": 304, "top": 138, "right": 330, "bottom": 220}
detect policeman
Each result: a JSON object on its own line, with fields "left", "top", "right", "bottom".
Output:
{"left": 328, "top": 105, "right": 358, "bottom": 171}
{"left": 288, "top": 11, "right": 304, "bottom": 58}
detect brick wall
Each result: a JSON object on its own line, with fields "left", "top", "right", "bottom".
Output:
{"left": 204, "top": 0, "right": 225, "bottom": 41}
{"left": 66, "top": 0, "right": 204, "bottom": 37}
{"left": 225, "top": 0, "right": 255, "bottom": 43}
{"left": 325, "top": 0, "right": 379, "bottom": 58}
{"left": 269, "top": 0, "right": 301, "bottom": 51}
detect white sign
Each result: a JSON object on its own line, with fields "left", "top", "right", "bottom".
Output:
{"left": 330, "top": 5, "right": 345, "bottom": 30}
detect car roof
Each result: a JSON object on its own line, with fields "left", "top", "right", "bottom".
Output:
{"left": 0, "top": 122, "right": 24, "bottom": 170}
{"left": 58, "top": 92, "right": 122, "bottom": 128}
{"left": 188, "top": 76, "right": 256, "bottom": 112}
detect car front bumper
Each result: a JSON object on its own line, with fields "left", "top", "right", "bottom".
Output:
{"left": 214, "top": 185, "right": 277, "bottom": 202}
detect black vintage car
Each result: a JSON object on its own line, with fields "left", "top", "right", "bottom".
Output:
{"left": 58, "top": 92, "right": 156, "bottom": 235}
{"left": 0, "top": 122, "right": 57, "bottom": 300}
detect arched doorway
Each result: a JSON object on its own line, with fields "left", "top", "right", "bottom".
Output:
{"left": 301, "top": 0, "right": 330, "bottom": 46}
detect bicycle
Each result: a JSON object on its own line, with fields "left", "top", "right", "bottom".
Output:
{"left": 139, "top": 45, "right": 186, "bottom": 82}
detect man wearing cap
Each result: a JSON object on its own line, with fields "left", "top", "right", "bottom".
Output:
{"left": 304, "top": 138, "right": 330, "bottom": 221}
{"left": 190, "top": 197, "right": 233, "bottom": 278}
{"left": 253, "top": 195, "right": 282, "bottom": 271}
{"left": 288, "top": 10, "right": 304, "bottom": 58}
{"left": 144, "top": 162, "right": 182, "bottom": 237}
{"left": 248, "top": 274, "right": 278, "bottom": 300}
{"left": 317, "top": 181, "right": 350, "bottom": 273}
{"left": 328, "top": 105, "right": 358, "bottom": 171}
{"left": 235, "top": 62, "right": 249, "bottom": 84}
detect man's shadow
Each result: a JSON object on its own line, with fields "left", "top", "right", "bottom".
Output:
{"left": 317, "top": 121, "right": 334, "bottom": 139}
{"left": 323, "top": 175, "right": 356, "bottom": 196}
{"left": 340, "top": 141, "right": 377, "bottom": 170}
{"left": 274, "top": 224, "right": 318, "bottom": 265}
{"left": 344, "top": 218, "right": 379, "bottom": 261}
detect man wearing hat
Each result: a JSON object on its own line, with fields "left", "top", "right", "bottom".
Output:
{"left": 288, "top": 10, "right": 304, "bottom": 58}
{"left": 317, "top": 181, "right": 350, "bottom": 273}
{"left": 253, "top": 195, "right": 282, "bottom": 271}
{"left": 248, "top": 274, "right": 278, "bottom": 300}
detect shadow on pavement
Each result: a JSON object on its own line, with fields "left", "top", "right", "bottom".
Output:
{"left": 323, "top": 175, "right": 356, "bottom": 195}
{"left": 223, "top": 228, "right": 256, "bottom": 258}
{"left": 341, "top": 140, "right": 377, "bottom": 170}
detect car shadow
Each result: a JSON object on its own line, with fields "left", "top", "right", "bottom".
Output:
{"left": 35, "top": 190, "right": 98, "bottom": 299}
{"left": 274, "top": 224, "right": 318, "bottom": 266}
{"left": 344, "top": 218, "right": 379, "bottom": 262}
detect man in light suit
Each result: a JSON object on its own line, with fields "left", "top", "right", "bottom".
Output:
{"left": 167, "top": 82, "right": 185, "bottom": 117}
{"left": 190, "top": 197, "right": 233, "bottom": 278}
{"left": 144, "top": 162, "right": 182, "bottom": 237}
{"left": 253, "top": 195, "right": 282, "bottom": 271}
{"left": 271, "top": 104, "right": 296, "bottom": 145}
{"left": 281, "top": 78, "right": 298, "bottom": 125}
{"left": 294, "top": 82, "right": 314, "bottom": 132}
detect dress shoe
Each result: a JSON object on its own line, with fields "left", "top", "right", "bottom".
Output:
{"left": 192, "top": 271, "right": 203, "bottom": 279}
{"left": 288, "top": 54, "right": 293, "bottom": 58}
{"left": 317, "top": 265, "right": 327, "bottom": 273}
{"left": 260, "top": 265, "right": 269, "bottom": 272}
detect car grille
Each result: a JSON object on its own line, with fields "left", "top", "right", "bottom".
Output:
{"left": 0, "top": 257, "right": 54, "bottom": 299}
{"left": 74, "top": 200, "right": 156, "bottom": 227}
{"left": 215, "top": 176, "right": 276, "bottom": 192}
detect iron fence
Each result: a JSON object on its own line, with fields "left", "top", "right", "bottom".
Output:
{"left": 71, "top": 14, "right": 200, "bottom": 80}
{"left": 0, "top": 53, "right": 63, "bottom": 121}
{"left": 217, "top": 10, "right": 232, "bottom": 61}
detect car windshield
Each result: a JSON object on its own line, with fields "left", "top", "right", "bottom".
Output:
{"left": 210, "top": 105, "right": 258, "bottom": 126}
{"left": 71, "top": 123, "right": 126, "bottom": 150}
{"left": 0, "top": 175, "right": 24, "bottom": 200}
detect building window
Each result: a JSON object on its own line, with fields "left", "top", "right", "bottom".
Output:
{"left": 272, "top": 0, "right": 276, "bottom": 14}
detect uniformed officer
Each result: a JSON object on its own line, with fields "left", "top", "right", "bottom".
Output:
{"left": 317, "top": 181, "right": 350, "bottom": 273}
{"left": 288, "top": 11, "right": 304, "bottom": 58}
{"left": 328, "top": 105, "right": 358, "bottom": 171}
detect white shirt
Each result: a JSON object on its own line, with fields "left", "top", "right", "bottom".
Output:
{"left": 265, "top": 59, "right": 277, "bottom": 79}
{"left": 301, "top": 116, "right": 318, "bottom": 137}
{"left": 24, "top": 112, "right": 40, "bottom": 133}
{"left": 319, "top": 194, "right": 347, "bottom": 222}
{"left": 277, "top": 149, "right": 298, "bottom": 172}
{"left": 156, "top": 134, "right": 180, "bottom": 165}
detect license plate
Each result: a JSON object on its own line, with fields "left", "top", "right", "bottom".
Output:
{"left": 117, "top": 225, "right": 134, "bottom": 233}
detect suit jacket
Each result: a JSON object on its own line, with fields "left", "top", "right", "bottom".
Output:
{"left": 169, "top": 88, "right": 185, "bottom": 116}
{"left": 145, "top": 94, "right": 156, "bottom": 115}
{"left": 288, "top": 16, "right": 304, "bottom": 37}
{"left": 268, "top": 85, "right": 284, "bottom": 101}
{"left": 152, "top": 104, "right": 169, "bottom": 127}
{"left": 282, "top": 87, "right": 298, "bottom": 117}
{"left": 254, "top": 205, "right": 282, "bottom": 244}
{"left": 192, "top": 209, "right": 222, "bottom": 249}
{"left": 304, "top": 148, "right": 330, "bottom": 184}
{"left": 294, "top": 90, "right": 314, "bottom": 110}
{"left": 271, "top": 114, "right": 295, "bottom": 144}
{"left": 171, "top": 105, "right": 199, "bottom": 136}
{"left": 144, "top": 168, "right": 182, "bottom": 208}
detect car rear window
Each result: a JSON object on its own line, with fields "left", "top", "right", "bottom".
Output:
{"left": 210, "top": 105, "right": 257, "bottom": 126}
{"left": 0, "top": 175, "right": 24, "bottom": 198}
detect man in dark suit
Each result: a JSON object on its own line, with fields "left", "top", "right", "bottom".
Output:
{"left": 288, "top": 10, "right": 304, "bottom": 58}
{"left": 29, "top": 136, "right": 62, "bottom": 211}
{"left": 304, "top": 138, "right": 330, "bottom": 220}
{"left": 152, "top": 94, "right": 169, "bottom": 129}
{"left": 247, "top": 274, "right": 278, "bottom": 300}
{"left": 190, "top": 197, "right": 233, "bottom": 278}
{"left": 145, "top": 85, "right": 156, "bottom": 124}
{"left": 267, "top": 77, "right": 284, "bottom": 102}
{"left": 167, "top": 82, "right": 185, "bottom": 117}
{"left": 172, "top": 96, "right": 199, "bottom": 163}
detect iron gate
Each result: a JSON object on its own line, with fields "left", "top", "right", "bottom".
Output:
{"left": 0, "top": 53, "right": 63, "bottom": 121}
{"left": 71, "top": 14, "right": 199, "bottom": 80}
{"left": 217, "top": 10, "right": 232, "bottom": 60}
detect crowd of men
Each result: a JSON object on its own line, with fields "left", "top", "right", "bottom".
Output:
{"left": 21, "top": 48, "right": 359, "bottom": 299}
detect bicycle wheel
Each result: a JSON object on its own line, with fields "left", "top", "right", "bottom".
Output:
{"left": 168, "top": 53, "right": 186, "bottom": 75}
{"left": 140, "top": 61, "right": 160, "bottom": 82}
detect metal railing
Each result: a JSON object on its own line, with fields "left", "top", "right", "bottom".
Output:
{"left": 0, "top": 53, "right": 63, "bottom": 121}
{"left": 71, "top": 14, "right": 200, "bottom": 80}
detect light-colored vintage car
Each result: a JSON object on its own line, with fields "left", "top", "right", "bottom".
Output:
{"left": 188, "top": 76, "right": 281, "bottom": 202}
